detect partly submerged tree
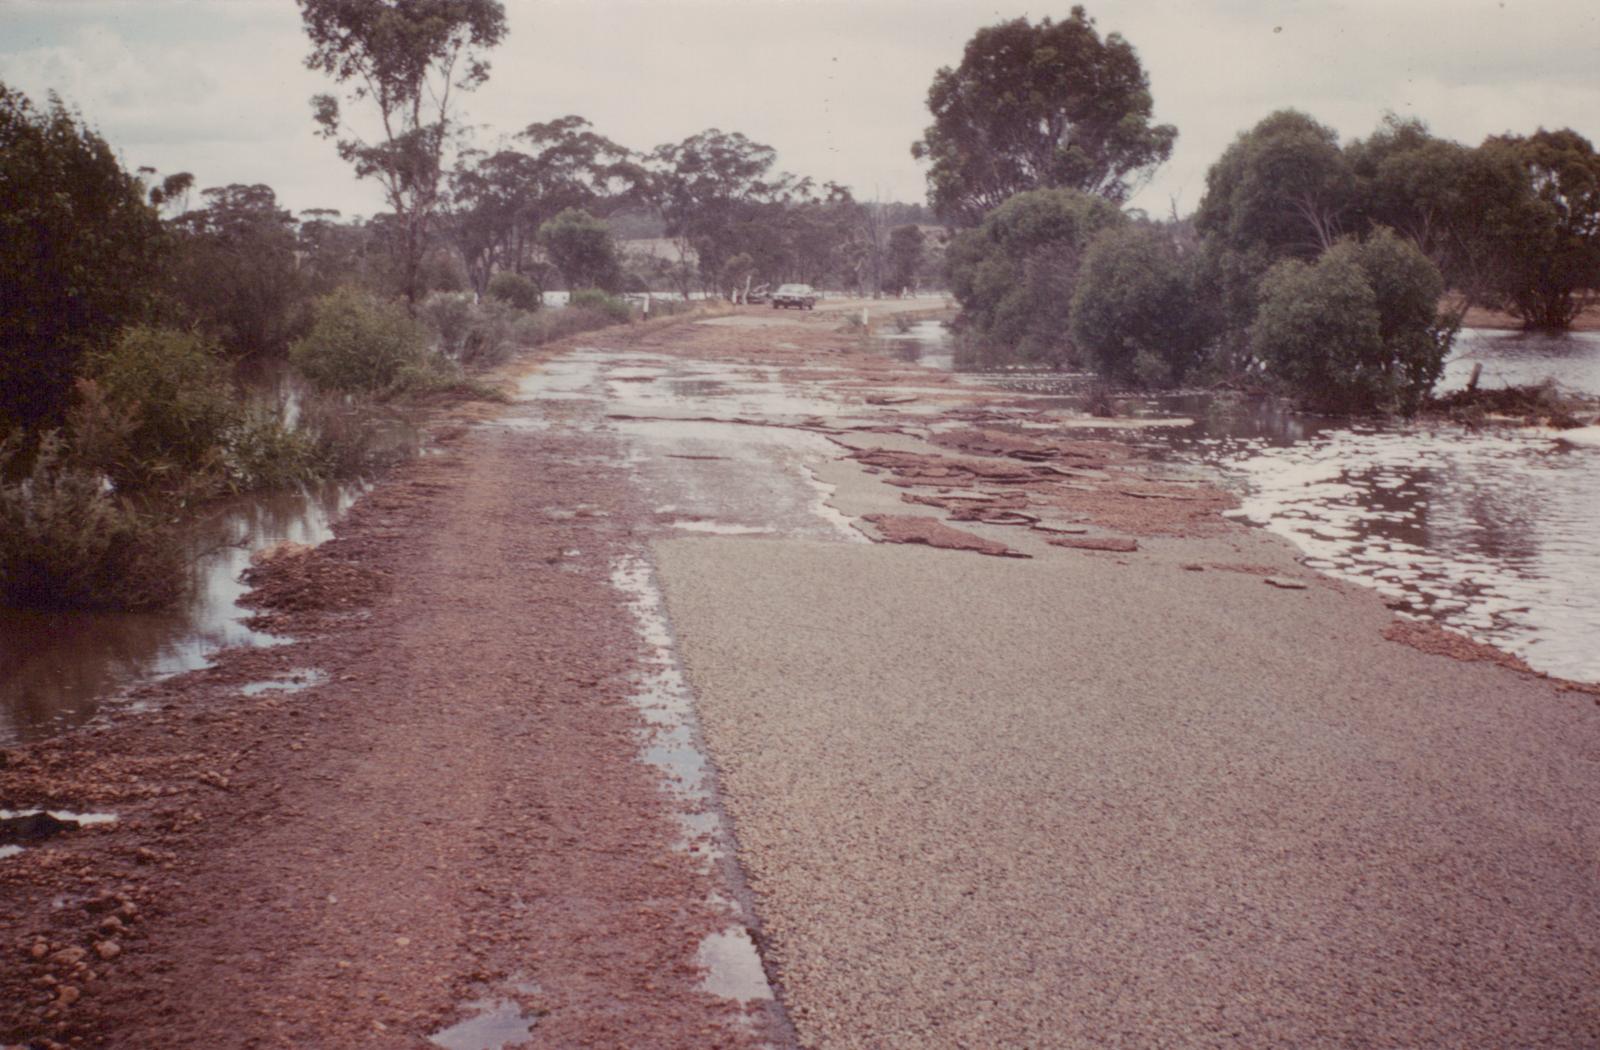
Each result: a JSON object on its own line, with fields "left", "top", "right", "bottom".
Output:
{"left": 1250, "top": 229, "right": 1454, "bottom": 414}
{"left": 1478, "top": 128, "right": 1600, "bottom": 329}
{"left": 945, "top": 187, "right": 1125, "bottom": 367}
{"left": 1070, "top": 223, "right": 1217, "bottom": 387}
{"left": 0, "top": 83, "right": 166, "bottom": 434}
{"left": 298, "top": 0, "right": 508, "bottom": 307}
{"left": 912, "top": 8, "right": 1176, "bottom": 225}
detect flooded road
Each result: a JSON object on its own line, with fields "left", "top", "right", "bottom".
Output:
{"left": 1152, "top": 416, "right": 1600, "bottom": 682}
{"left": 902, "top": 321, "right": 1600, "bottom": 684}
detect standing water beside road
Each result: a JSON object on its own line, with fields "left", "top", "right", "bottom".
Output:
{"left": 1133, "top": 329, "right": 1600, "bottom": 683}
{"left": 888, "top": 322, "right": 1600, "bottom": 683}
{"left": 0, "top": 482, "right": 361, "bottom": 745}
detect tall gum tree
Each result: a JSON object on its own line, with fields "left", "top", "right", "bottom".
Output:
{"left": 298, "top": 0, "right": 507, "bottom": 307}
{"left": 911, "top": 7, "right": 1176, "bottom": 225}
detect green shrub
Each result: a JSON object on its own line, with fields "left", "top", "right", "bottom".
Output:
{"left": 224, "top": 404, "right": 321, "bottom": 490}
{"left": 946, "top": 187, "right": 1126, "bottom": 367}
{"left": 77, "top": 326, "right": 240, "bottom": 493}
{"left": 0, "top": 433, "right": 185, "bottom": 611}
{"left": 420, "top": 292, "right": 519, "bottom": 369}
{"left": 1, "top": 84, "right": 166, "bottom": 432}
{"left": 1070, "top": 225, "right": 1218, "bottom": 387}
{"left": 566, "top": 289, "right": 633, "bottom": 324}
{"left": 1251, "top": 230, "right": 1454, "bottom": 414}
{"left": 291, "top": 287, "right": 429, "bottom": 394}
{"left": 487, "top": 271, "right": 542, "bottom": 311}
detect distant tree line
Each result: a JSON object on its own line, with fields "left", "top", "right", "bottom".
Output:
{"left": 922, "top": 7, "right": 1600, "bottom": 413}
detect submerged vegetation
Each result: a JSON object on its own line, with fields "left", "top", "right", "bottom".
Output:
{"left": 927, "top": 10, "right": 1600, "bottom": 414}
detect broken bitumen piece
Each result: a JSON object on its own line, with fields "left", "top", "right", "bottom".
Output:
{"left": 1045, "top": 535, "right": 1139, "bottom": 553}
{"left": 861, "top": 514, "right": 1030, "bottom": 558}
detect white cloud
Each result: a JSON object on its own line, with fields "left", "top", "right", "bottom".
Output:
{"left": 1, "top": 0, "right": 1596, "bottom": 218}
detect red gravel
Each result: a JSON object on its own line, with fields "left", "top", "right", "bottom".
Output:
{"left": 0, "top": 418, "right": 776, "bottom": 1047}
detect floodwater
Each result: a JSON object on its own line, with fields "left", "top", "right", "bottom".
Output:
{"left": 885, "top": 322, "right": 1600, "bottom": 682}
{"left": 0, "top": 482, "right": 359, "bottom": 745}
{"left": 1121, "top": 332, "right": 1599, "bottom": 684}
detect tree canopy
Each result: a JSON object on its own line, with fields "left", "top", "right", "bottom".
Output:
{"left": 945, "top": 187, "right": 1125, "bottom": 366}
{"left": 912, "top": 8, "right": 1176, "bottom": 225}
{"left": 299, "top": 0, "right": 507, "bottom": 306}
{"left": 1250, "top": 230, "right": 1452, "bottom": 413}
{"left": 539, "top": 208, "right": 623, "bottom": 292}
{"left": 0, "top": 83, "right": 166, "bottom": 434}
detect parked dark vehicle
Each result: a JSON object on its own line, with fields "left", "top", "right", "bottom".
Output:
{"left": 772, "top": 283, "right": 817, "bottom": 309}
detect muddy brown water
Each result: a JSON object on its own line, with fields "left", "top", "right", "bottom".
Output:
{"left": 0, "top": 482, "right": 359, "bottom": 745}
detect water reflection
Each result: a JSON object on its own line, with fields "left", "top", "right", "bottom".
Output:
{"left": 1441, "top": 328, "right": 1600, "bottom": 396}
{"left": 0, "top": 482, "right": 359, "bottom": 744}
{"left": 876, "top": 320, "right": 955, "bottom": 370}
{"left": 1139, "top": 409, "right": 1600, "bottom": 683}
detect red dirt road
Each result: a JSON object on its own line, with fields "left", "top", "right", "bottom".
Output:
{"left": 1, "top": 397, "right": 777, "bottom": 1046}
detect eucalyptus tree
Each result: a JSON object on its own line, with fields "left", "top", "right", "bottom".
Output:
{"left": 911, "top": 8, "right": 1176, "bottom": 225}
{"left": 448, "top": 116, "right": 640, "bottom": 295}
{"left": 298, "top": 0, "right": 507, "bottom": 307}
{"left": 1478, "top": 128, "right": 1600, "bottom": 329}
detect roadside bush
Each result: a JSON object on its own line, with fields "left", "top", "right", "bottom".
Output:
{"left": 419, "top": 292, "right": 520, "bottom": 369}
{"left": 1070, "top": 225, "right": 1219, "bottom": 387}
{"left": 567, "top": 289, "right": 633, "bottom": 324}
{"left": 291, "top": 288, "right": 429, "bottom": 395}
{"left": 77, "top": 326, "right": 240, "bottom": 493}
{"left": 487, "top": 271, "right": 542, "bottom": 311}
{"left": 946, "top": 187, "right": 1126, "bottom": 367}
{"left": 224, "top": 404, "right": 321, "bottom": 490}
{"left": 1251, "top": 230, "right": 1454, "bottom": 414}
{"left": 1, "top": 83, "right": 166, "bottom": 432}
{"left": 0, "top": 433, "right": 185, "bottom": 611}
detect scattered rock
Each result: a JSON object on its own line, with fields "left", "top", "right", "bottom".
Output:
{"left": 49, "top": 948, "right": 86, "bottom": 967}
{"left": 93, "top": 941, "right": 120, "bottom": 961}
{"left": 1263, "top": 577, "right": 1309, "bottom": 590}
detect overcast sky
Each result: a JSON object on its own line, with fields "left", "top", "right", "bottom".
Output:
{"left": 3, "top": 0, "right": 1598, "bottom": 221}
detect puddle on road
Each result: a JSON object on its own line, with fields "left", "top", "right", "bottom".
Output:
{"left": 428, "top": 980, "right": 541, "bottom": 1050}
{"left": 239, "top": 668, "right": 329, "bottom": 696}
{"left": 609, "top": 556, "right": 779, "bottom": 1007}
{"left": 669, "top": 521, "right": 776, "bottom": 535}
{"left": 696, "top": 927, "right": 775, "bottom": 1002}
